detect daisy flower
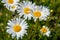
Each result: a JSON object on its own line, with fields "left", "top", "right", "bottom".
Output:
{"left": 6, "top": 18, "right": 28, "bottom": 40}
{"left": 9, "top": 5, "right": 18, "bottom": 12}
{"left": 1, "top": 0, "right": 19, "bottom": 12}
{"left": 40, "top": 26, "right": 50, "bottom": 37}
{"left": 2, "top": 0, "right": 19, "bottom": 5}
{"left": 32, "top": 6, "right": 50, "bottom": 21}
{"left": 17, "top": 1, "right": 35, "bottom": 20}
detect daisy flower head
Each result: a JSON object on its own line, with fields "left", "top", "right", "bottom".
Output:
{"left": 17, "top": 1, "right": 35, "bottom": 20}
{"left": 1, "top": 0, "right": 19, "bottom": 12}
{"left": 40, "top": 26, "right": 50, "bottom": 37}
{"left": 2, "top": 0, "right": 19, "bottom": 5}
{"left": 6, "top": 18, "right": 28, "bottom": 40}
{"left": 9, "top": 5, "right": 18, "bottom": 12}
{"left": 32, "top": 6, "right": 50, "bottom": 21}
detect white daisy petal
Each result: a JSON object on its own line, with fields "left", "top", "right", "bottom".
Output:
{"left": 46, "top": 31, "right": 50, "bottom": 37}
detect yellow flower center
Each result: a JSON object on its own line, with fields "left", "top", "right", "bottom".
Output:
{"left": 12, "top": 6, "right": 16, "bottom": 9}
{"left": 33, "top": 11, "right": 41, "bottom": 17}
{"left": 24, "top": 7, "right": 31, "bottom": 14}
{"left": 8, "top": 0, "right": 14, "bottom": 4}
{"left": 13, "top": 24, "right": 22, "bottom": 32}
{"left": 41, "top": 27, "right": 47, "bottom": 33}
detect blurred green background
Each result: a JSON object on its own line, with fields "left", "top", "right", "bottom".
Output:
{"left": 0, "top": 0, "right": 60, "bottom": 40}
